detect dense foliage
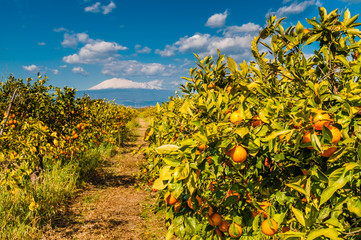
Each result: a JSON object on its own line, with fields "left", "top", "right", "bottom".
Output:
{"left": 141, "top": 7, "right": 361, "bottom": 240}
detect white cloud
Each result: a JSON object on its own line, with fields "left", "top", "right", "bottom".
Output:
{"left": 23, "top": 64, "right": 40, "bottom": 72}
{"left": 156, "top": 32, "right": 255, "bottom": 59}
{"left": 135, "top": 44, "right": 151, "bottom": 54}
{"left": 53, "top": 27, "right": 68, "bottom": 32}
{"left": 223, "top": 23, "right": 262, "bottom": 37}
{"left": 102, "top": 1, "right": 116, "bottom": 14}
{"left": 155, "top": 45, "right": 177, "bottom": 57}
{"left": 52, "top": 69, "right": 59, "bottom": 75}
{"left": 205, "top": 10, "right": 228, "bottom": 28}
{"left": 59, "top": 65, "right": 67, "bottom": 69}
{"left": 61, "top": 32, "right": 90, "bottom": 48}
{"left": 89, "top": 78, "right": 163, "bottom": 90}
{"left": 37, "top": 42, "right": 46, "bottom": 46}
{"left": 268, "top": 0, "right": 320, "bottom": 17}
{"left": 85, "top": 1, "right": 116, "bottom": 14}
{"left": 85, "top": 2, "right": 101, "bottom": 13}
{"left": 72, "top": 66, "right": 88, "bottom": 76}
{"left": 101, "top": 60, "right": 176, "bottom": 77}
{"left": 63, "top": 40, "right": 128, "bottom": 64}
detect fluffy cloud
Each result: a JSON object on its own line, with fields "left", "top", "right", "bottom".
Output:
{"left": 101, "top": 60, "right": 176, "bottom": 77}
{"left": 72, "top": 66, "right": 88, "bottom": 76}
{"left": 61, "top": 32, "right": 90, "bottom": 48}
{"left": 52, "top": 69, "right": 59, "bottom": 75}
{"left": 23, "top": 64, "right": 40, "bottom": 72}
{"left": 85, "top": 1, "right": 116, "bottom": 14}
{"left": 37, "top": 42, "right": 46, "bottom": 46}
{"left": 135, "top": 44, "right": 152, "bottom": 54}
{"left": 84, "top": 2, "right": 101, "bottom": 13}
{"left": 268, "top": 0, "right": 321, "bottom": 17}
{"left": 102, "top": 1, "right": 116, "bottom": 14}
{"left": 89, "top": 78, "right": 163, "bottom": 90}
{"left": 63, "top": 40, "right": 128, "bottom": 64}
{"left": 156, "top": 33, "right": 254, "bottom": 59}
{"left": 205, "top": 10, "right": 228, "bottom": 28}
{"left": 223, "top": 23, "right": 262, "bottom": 37}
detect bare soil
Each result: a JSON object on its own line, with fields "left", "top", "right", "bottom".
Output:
{"left": 42, "top": 118, "right": 167, "bottom": 240}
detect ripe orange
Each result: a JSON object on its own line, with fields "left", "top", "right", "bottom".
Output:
{"left": 208, "top": 82, "right": 215, "bottom": 89}
{"left": 228, "top": 145, "right": 247, "bottom": 163}
{"left": 165, "top": 193, "right": 178, "bottom": 205}
{"left": 208, "top": 213, "right": 222, "bottom": 226}
{"left": 264, "top": 158, "right": 271, "bottom": 167}
{"left": 226, "top": 190, "right": 240, "bottom": 203}
{"left": 321, "top": 147, "right": 337, "bottom": 157}
{"left": 312, "top": 110, "right": 331, "bottom": 130}
{"left": 251, "top": 115, "right": 263, "bottom": 128}
{"left": 328, "top": 125, "right": 341, "bottom": 144}
{"left": 219, "top": 220, "right": 230, "bottom": 232}
{"left": 302, "top": 132, "right": 313, "bottom": 149}
{"left": 198, "top": 143, "right": 206, "bottom": 151}
{"left": 229, "top": 223, "right": 242, "bottom": 238}
{"left": 187, "top": 195, "right": 202, "bottom": 210}
{"left": 261, "top": 219, "right": 278, "bottom": 236}
{"left": 226, "top": 86, "right": 232, "bottom": 93}
{"left": 230, "top": 111, "right": 243, "bottom": 125}
{"left": 174, "top": 201, "right": 182, "bottom": 212}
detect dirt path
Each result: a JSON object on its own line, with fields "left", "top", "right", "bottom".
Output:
{"left": 42, "top": 118, "right": 167, "bottom": 240}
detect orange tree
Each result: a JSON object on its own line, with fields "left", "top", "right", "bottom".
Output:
{"left": 140, "top": 7, "right": 361, "bottom": 240}
{"left": 0, "top": 75, "right": 136, "bottom": 205}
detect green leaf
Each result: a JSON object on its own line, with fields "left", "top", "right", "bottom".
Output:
{"left": 160, "top": 166, "right": 173, "bottom": 180}
{"left": 265, "top": 129, "right": 293, "bottom": 141}
{"left": 305, "top": 32, "right": 322, "bottom": 46}
{"left": 343, "top": 9, "right": 351, "bottom": 24}
{"left": 322, "top": 125, "right": 333, "bottom": 143}
{"left": 292, "top": 206, "right": 306, "bottom": 227}
{"left": 347, "top": 197, "right": 361, "bottom": 217}
{"left": 174, "top": 163, "right": 190, "bottom": 181}
{"left": 234, "top": 127, "right": 249, "bottom": 138}
{"left": 156, "top": 144, "right": 180, "bottom": 154}
{"left": 285, "top": 183, "right": 307, "bottom": 196}
{"left": 163, "top": 157, "right": 181, "bottom": 167}
{"left": 166, "top": 224, "right": 175, "bottom": 240}
{"left": 184, "top": 216, "right": 196, "bottom": 235}
{"left": 320, "top": 186, "right": 338, "bottom": 206}
{"left": 328, "top": 168, "right": 346, "bottom": 187}
{"left": 152, "top": 178, "right": 167, "bottom": 190}
{"left": 306, "top": 228, "right": 341, "bottom": 240}
{"left": 296, "top": 21, "right": 304, "bottom": 35}
{"left": 227, "top": 57, "right": 238, "bottom": 75}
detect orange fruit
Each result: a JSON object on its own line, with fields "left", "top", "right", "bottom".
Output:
{"left": 302, "top": 132, "right": 313, "bottom": 149}
{"left": 198, "top": 143, "right": 206, "bottom": 151}
{"left": 200, "top": 204, "right": 213, "bottom": 216}
{"left": 226, "top": 86, "right": 232, "bottom": 93}
{"left": 208, "top": 82, "right": 215, "bottom": 89}
{"left": 321, "top": 147, "right": 337, "bottom": 157}
{"left": 207, "top": 156, "right": 213, "bottom": 165}
{"left": 187, "top": 195, "right": 202, "bottom": 210}
{"left": 261, "top": 219, "right": 278, "bottom": 236}
{"left": 328, "top": 125, "right": 341, "bottom": 144}
{"left": 264, "top": 158, "right": 271, "bottom": 167}
{"left": 312, "top": 110, "right": 331, "bottom": 130}
{"left": 226, "top": 190, "right": 240, "bottom": 203}
{"left": 251, "top": 115, "right": 263, "bottom": 127}
{"left": 219, "top": 220, "right": 230, "bottom": 232}
{"left": 230, "top": 111, "right": 243, "bottom": 125}
{"left": 165, "top": 193, "right": 178, "bottom": 205}
{"left": 174, "top": 201, "right": 182, "bottom": 212}
{"left": 208, "top": 213, "right": 222, "bottom": 226}
{"left": 304, "top": 28, "right": 311, "bottom": 34}
{"left": 229, "top": 223, "right": 242, "bottom": 238}
{"left": 228, "top": 145, "right": 247, "bottom": 163}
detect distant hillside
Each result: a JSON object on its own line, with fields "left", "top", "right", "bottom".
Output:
{"left": 77, "top": 88, "right": 175, "bottom": 108}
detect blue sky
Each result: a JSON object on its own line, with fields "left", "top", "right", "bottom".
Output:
{"left": 1, "top": 0, "right": 361, "bottom": 91}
